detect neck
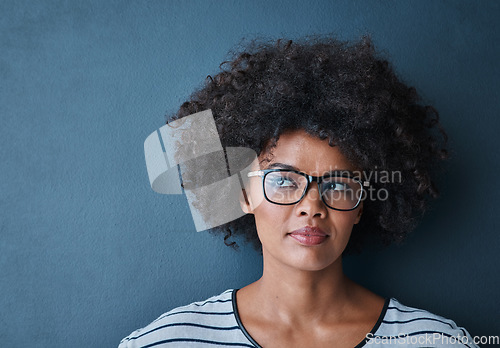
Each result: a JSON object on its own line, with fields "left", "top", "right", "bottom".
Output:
{"left": 249, "top": 250, "right": 352, "bottom": 325}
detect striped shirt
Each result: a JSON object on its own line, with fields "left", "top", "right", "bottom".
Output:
{"left": 119, "top": 289, "right": 478, "bottom": 348}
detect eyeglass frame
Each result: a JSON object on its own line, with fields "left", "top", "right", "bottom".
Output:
{"left": 246, "top": 169, "right": 370, "bottom": 211}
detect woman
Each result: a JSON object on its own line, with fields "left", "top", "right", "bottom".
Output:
{"left": 120, "top": 36, "right": 477, "bottom": 347}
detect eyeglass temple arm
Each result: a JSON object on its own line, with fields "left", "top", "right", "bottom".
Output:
{"left": 247, "top": 170, "right": 264, "bottom": 177}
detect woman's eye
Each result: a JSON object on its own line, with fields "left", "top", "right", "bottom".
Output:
{"left": 326, "top": 182, "right": 348, "bottom": 191}
{"left": 273, "top": 177, "right": 296, "bottom": 187}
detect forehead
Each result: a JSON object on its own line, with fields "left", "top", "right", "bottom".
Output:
{"left": 258, "top": 129, "right": 356, "bottom": 173}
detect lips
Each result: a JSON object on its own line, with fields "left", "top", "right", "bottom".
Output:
{"left": 288, "top": 226, "right": 328, "bottom": 246}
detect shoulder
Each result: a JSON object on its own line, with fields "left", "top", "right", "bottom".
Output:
{"left": 365, "top": 298, "right": 478, "bottom": 347}
{"left": 118, "top": 289, "right": 253, "bottom": 348}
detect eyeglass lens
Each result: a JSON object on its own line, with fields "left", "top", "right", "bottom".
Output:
{"left": 263, "top": 171, "right": 362, "bottom": 210}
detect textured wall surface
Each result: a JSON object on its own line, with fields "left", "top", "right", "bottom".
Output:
{"left": 1, "top": 0, "right": 499, "bottom": 346}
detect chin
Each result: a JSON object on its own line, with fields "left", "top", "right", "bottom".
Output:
{"left": 286, "top": 253, "right": 342, "bottom": 272}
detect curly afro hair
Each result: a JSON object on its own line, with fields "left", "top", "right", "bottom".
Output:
{"left": 166, "top": 35, "right": 448, "bottom": 253}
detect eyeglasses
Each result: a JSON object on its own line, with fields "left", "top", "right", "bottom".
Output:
{"left": 247, "top": 169, "right": 369, "bottom": 211}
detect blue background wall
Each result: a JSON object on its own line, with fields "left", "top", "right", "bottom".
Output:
{"left": 1, "top": 0, "right": 499, "bottom": 346}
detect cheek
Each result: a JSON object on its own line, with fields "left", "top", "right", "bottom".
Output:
{"left": 253, "top": 203, "right": 290, "bottom": 242}
{"left": 329, "top": 210, "right": 360, "bottom": 237}
{"left": 336, "top": 210, "right": 360, "bottom": 227}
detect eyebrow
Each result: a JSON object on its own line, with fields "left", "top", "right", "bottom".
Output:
{"left": 266, "top": 162, "right": 298, "bottom": 170}
{"left": 266, "top": 162, "right": 354, "bottom": 176}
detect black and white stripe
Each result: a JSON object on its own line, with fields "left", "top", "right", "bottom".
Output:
{"left": 366, "top": 298, "right": 477, "bottom": 348}
{"left": 119, "top": 290, "right": 254, "bottom": 348}
{"left": 119, "top": 290, "right": 477, "bottom": 348}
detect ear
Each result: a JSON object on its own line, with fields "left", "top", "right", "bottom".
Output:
{"left": 353, "top": 203, "right": 363, "bottom": 224}
{"left": 239, "top": 188, "right": 253, "bottom": 215}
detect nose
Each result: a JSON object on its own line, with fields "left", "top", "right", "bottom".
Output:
{"left": 296, "top": 182, "right": 327, "bottom": 218}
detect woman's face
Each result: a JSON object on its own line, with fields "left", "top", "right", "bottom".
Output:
{"left": 241, "top": 129, "right": 362, "bottom": 272}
